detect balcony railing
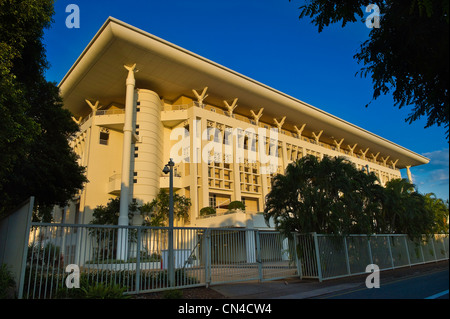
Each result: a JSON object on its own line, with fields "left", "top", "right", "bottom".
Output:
{"left": 77, "top": 109, "right": 125, "bottom": 127}
{"left": 95, "top": 109, "right": 125, "bottom": 116}
{"left": 75, "top": 101, "right": 396, "bottom": 171}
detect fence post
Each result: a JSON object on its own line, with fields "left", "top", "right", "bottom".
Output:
{"left": 135, "top": 227, "right": 141, "bottom": 294}
{"left": 367, "top": 235, "right": 373, "bottom": 265}
{"left": 255, "top": 230, "right": 263, "bottom": 282}
{"left": 343, "top": 236, "right": 351, "bottom": 275}
{"left": 204, "top": 228, "right": 211, "bottom": 287}
{"left": 312, "top": 233, "right": 322, "bottom": 282}
{"left": 430, "top": 235, "right": 437, "bottom": 262}
{"left": 404, "top": 236, "right": 411, "bottom": 267}
{"left": 443, "top": 235, "right": 448, "bottom": 259}
{"left": 17, "top": 196, "right": 35, "bottom": 299}
{"left": 387, "top": 236, "right": 394, "bottom": 269}
{"left": 294, "top": 234, "right": 303, "bottom": 280}
{"left": 420, "top": 237, "right": 425, "bottom": 264}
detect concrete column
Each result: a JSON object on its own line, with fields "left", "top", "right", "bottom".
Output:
{"left": 117, "top": 64, "right": 136, "bottom": 260}
{"left": 281, "top": 141, "right": 288, "bottom": 170}
{"left": 232, "top": 129, "right": 242, "bottom": 202}
{"left": 119, "top": 64, "right": 136, "bottom": 226}
{"left": 260, "top": 135, "right": 269, "bottom": 208}
{"left": 200, "top": 117, "right": 210, "bottom": 209}
{"left": 406, "top": 165, "right": 413, "bottom": 183}
{"left": 190, "top": 117, "right": 199, "bottom": 219}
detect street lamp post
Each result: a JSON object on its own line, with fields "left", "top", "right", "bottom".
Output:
{"left": 163, "top": 158, "right": 175, "bottom": 287}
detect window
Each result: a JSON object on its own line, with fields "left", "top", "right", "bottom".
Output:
{"left": 209, "top": 194, "right": 217, "bottom": 208}
{"left": 99, "top": 131, "right": 109, "bottom": 145}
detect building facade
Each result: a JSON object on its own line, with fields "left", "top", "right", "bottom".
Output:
{"left": 55, "top": 18, "right": 429, "bottom": 230}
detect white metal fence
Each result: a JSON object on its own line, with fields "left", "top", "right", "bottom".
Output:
{"left": 20, "top": 223, "right": 299, "bottom": 299}
{"left": 296, "top": 233, "right": 449, "bottom": 282}
{"left": 19, "top": 223, "right": 449, "bottom": 298}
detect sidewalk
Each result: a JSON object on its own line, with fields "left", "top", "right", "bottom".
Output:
{"left": 210, "top": 260, "right": 449, "bottom": 299}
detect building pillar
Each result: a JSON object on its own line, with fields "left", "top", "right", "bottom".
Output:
{"left": 232, "top": 128, "right": 242, "bottom": 202}
{"left": 281, "top": 141, "right": 288, "bottom": 170}
{"left": 406, "top": 165, "right": 413, "bottom": 183}
{"left": 117, "top": 63, "right": 136, "bottom": 260}
{"left": 190, "top": 117, "right": 199, "bottom": 219}
{"left": 200, "top": 117, "right": 210, "bottom": 209}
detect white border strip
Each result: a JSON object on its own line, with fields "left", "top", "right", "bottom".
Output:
{"left": 425, "top": 290, "right": 449, "bottom": 299}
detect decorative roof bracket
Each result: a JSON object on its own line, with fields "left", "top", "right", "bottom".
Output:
{"left": 250, "top": 108, "right": 264, "bottom": 125}
{"left": 294, "top": 124, "right": 306, "bottom": 138}
{"left": 223, "top": 98, "right": 238, "bottom": 116}
{"left": 333, "top": 138, "right": 344, "bottom": 151}
{"left": 273, "top": 116, "right": 286, "bottom": 131}
{"left": 312, "top": 130, "right": 323, "bottom": 143}
{"left": 192, "top": 87, "right": 208, "bottom": 106}
{"left": 85, "top": 99, "right": 99, "bottom": 111}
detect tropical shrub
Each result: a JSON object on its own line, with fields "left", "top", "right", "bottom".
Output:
{"left": 264, "top": 155, "right": 447, "bottom": 241}
{"left": 0, "top": 264, "right": 16, "bottom": 299}
{"left": 228, "top": 201, "right": 245, "bottom": 211}
{"left": 200, "top": 206, "right": 216, "bottom": 216}
{"left": 264, "top": 155, "right": 384, "bottom": 237}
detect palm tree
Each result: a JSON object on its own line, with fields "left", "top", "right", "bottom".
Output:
{"left": 264, "top": 155, "right": 383, "bottom": 236}
{"left": 381, "top": 179, "right": 434, "bottom": 241}
{"left": 423, "top": 193, "right": 449, "bottom": 234}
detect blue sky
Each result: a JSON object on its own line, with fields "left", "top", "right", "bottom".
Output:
{"left": 43, "top": 0, "right": 449, "bottom": 200}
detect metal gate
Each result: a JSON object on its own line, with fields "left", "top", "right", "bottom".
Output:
{"left": 258, "top": 231, "right": 299, "bottom": 281}
{"left": 19, "top": 224, "right": 300, "bottom": 298}
{"left": 201, "top": 228, "right": 299, "bottom": 285}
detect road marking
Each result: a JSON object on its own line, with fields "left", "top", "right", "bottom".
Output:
{"left": 425, "top": 290, "right": 449, "bottom": 299}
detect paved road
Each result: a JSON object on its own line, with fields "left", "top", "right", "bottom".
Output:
{"left": 318, "top": 268, "right": 449, "bottom": 299}
{"left": 211, "top": 260, "right": 449, "bottom": 299}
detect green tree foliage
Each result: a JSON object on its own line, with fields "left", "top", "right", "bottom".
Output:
{"left": 264, "top": 155, "right": 384, "bottom": 237}
{"left": 423, "top": 193, "right": 449, "bottom": 234}
{"left": 0, "top": 264, "right": 16, "bottom": 299}
{"left": 381, "top": 179, "right": 434, "bottom": 239}
{"left": 140, "top": 189, "right": 191, "bottom": 227}
{"left": 200, "top": 206, "right": 216, "bottom": 217}
{"left": 0, "top": 0, "right": 87, "bottom": 218}
{"left": 91, "top": 191, "right": 192, "bottom": 227}
{"left": 90, "top": 198, "right": 127, "bottom": 225}
{"left": 228, "top": 200, "right": 246, "bottom": 211}
{"left": 264, "top": 155, "right": 448, "bottom": 240}
{"left": 296, "top": 0, "right": 449, "bottom": 139}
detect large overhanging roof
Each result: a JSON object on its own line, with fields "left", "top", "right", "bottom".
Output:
{"left": 59, "top": 17, "right": 429, "bottom": 169}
